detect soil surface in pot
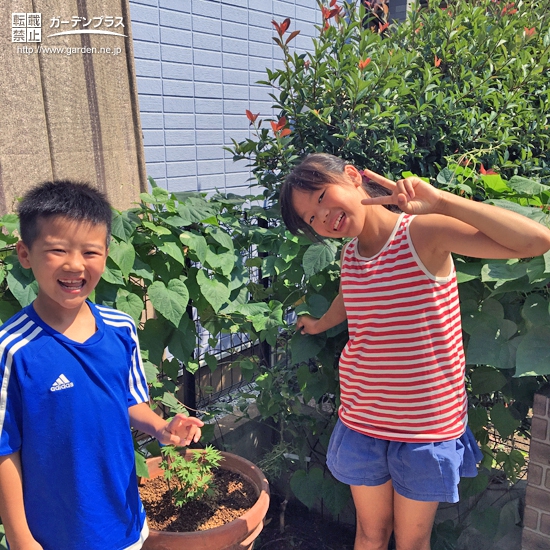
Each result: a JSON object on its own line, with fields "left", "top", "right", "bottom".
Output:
{"left": 139, "top": 468, "right": 257, "bottom": 532}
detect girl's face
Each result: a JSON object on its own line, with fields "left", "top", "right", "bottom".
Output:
{"left": 291, "top": 165, "right": 368, "bottom": 238}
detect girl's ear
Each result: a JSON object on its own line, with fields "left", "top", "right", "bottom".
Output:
{"left": 344, "top": 164, "right": 363, "bottom": 187}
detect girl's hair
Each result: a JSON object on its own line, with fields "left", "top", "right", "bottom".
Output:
{"left": 18, "top": 180, "right": 112, "bottom": 248}
{"left": 280, "top": 153, "right": 395, "bottom": 239}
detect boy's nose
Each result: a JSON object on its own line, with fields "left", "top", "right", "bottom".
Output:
{"left": 64, "top": 254, "right": 85, "bottom": 271}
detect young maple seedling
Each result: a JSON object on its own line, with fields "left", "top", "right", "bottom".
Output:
{"left": 160, "top": 444, "right": 223, "bottom": 507}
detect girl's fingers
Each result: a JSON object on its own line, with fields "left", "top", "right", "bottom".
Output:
{"left": 361, "top": 195, "right": 396, "bottom": 206}
{"left": 361, "top": 168, "right": 397, "bottom": 190}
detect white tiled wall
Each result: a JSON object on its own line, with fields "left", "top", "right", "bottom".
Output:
{"left": 129, "top": 0, "right": 321, "bottom": 194}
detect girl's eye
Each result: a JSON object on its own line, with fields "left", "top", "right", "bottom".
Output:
{"left": 318, "top": 190, "right": 326, "bottom": 203}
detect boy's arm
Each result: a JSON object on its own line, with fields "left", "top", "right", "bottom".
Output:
{"left": 297, "top": 290, "right": 346, "bottom": 335}
{"left": 0, "top": 452, "right": 42, "bottom": 550}
{"left": 361, "top": 171, "right": 550, "bottom": 260}
{"left": 128, "top": 402, "right": 203, "bottom": 446}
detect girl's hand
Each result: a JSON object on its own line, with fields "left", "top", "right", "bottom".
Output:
{"left": 296, "top": 314, "right": 322, "bottom": 335}
{"left": 159, "top": 414, "right": 203, "bottom": 446}
{"left": 360, "top": 169, "right": 445, "bottom": 215}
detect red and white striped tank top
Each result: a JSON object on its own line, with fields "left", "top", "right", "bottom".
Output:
{"left": 338, "top": 213, "right": 468, "bottom": 442}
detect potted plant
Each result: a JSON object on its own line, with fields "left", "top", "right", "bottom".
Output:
{"left": 139, "top": 445, "right": 270, "bottom": 550}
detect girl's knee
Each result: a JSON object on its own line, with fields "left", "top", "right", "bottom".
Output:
{"left": 355, "top": 522, "right": 392, "bottom": 550}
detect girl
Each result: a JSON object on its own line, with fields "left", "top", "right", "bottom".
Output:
{"left": 279, "top": 153, "right": 550, "bottom": 550}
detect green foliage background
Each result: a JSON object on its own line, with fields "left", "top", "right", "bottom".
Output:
{"left": 1, "top": 0, "right": 550, "bottom": 546}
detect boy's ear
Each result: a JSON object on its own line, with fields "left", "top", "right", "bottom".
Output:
{"left": 16, "top": 241, "right": 32, "bottom": 269}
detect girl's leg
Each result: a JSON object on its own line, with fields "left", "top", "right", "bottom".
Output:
{"left": 392, "top": 491, "right": 438, "bottom": 550}
{"left": 351, "top": 480, "right": 394, "bottom": 550}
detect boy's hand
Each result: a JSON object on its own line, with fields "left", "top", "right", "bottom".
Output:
{"left": 158, "top": 414, "right": 203, "bottom": 446}
{"left": 360, "top": 169, "right": 445, "bottom": 215}
{"left": 296, "top": 314, "right": 321, "bottom": 335}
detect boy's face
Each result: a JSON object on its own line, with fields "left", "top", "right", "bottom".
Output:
{"left": 16, "top": 216, "right": 108, "bottom": 318}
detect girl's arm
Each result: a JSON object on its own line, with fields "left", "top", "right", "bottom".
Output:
{"left": 297, "top": 290, "right": 346, "bottom": 335}
{"left": 128, "top": 402, "right": 203, "bottom": 446}
{"left": 361, "top": 170, "right": 550, "bottom": 260}
{"left": 0, "top": 452, "right": 43, "bottom": 550}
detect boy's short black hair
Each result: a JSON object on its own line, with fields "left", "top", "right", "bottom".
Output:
{"left": 18, "top": 180, "right": 112, "bottom": 248}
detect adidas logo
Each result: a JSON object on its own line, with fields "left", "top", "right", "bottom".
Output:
{"left": 50, "top": 374, "right": 74, "bottom": 392}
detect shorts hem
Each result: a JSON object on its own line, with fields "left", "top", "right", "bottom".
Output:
{"left": 327, "top": 460, "right": 391, "bottom": 487}
{"left": 392, "top": 480, "right": 458, "bottom": 504}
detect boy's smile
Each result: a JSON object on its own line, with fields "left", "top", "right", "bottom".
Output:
{"left": 16, "top": 216, "right": 108, "bottom": 325}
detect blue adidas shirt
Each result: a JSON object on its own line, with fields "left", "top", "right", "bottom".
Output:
{"left": 0, "top": 302, "right": 149, "bottom": 550}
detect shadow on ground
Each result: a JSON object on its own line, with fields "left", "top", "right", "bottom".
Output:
{"left": 256, "top": 496, "right": 356, "bottom": 550}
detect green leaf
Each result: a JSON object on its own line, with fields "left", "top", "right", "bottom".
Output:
{"left": 5, "top": 258, "right": 38, "bottom": 307}
{"left": 135, "top": 451, "right": 149, "bottom": 478}
{"left": 508, "top": 176, "right": 550, "bottom": 197}
{"left": 470, "top": 366, "right": 508, "bottom": 395}
{"left": 180, "top": 231, "right": 208, "bottom": 263}
{"left": 459, "top": 472, "right": 488, "bottom": 499}
{"left": 140, "top": 318, "right": 172, "bottom": 365}
{"left": 101, "top": 262, "right": 125, "bottom": 285}
{"left": 109, "top": 240, "right": 136, "bottom": 278}
{"left": 111, "top": 210, "right": 140, "bottom": 241}
{"left": 521, "top": 294, "right": 550, "bottom": 327}
{"left": 290, "top": 467, "right": 324, "bottom": 509}
{"left": 290, "top": 331, "right": 325, "bottom": 364}
{"left": 490, "top": 402, "right": 520, "bottom": 439}
{"left": 148, "top": 279, "right": 189, "bottom": 327}
{"left": 196, "top": 271, "right": 230, "bottom": 313}
{"left": 0, "top": 213, "right": 19, "bottom": 234}
{"left": 515, "top": 326, "right": 550, "bottom": 376}
{"left": 321, "top": 477, "right": 351, "bottom": 518}
{"left": 115, "top": 289, "right": 144, "bottom": 323}
{"left": 303, "top": 242, "right": 337, "bottom": 277}
{"left": 206, "top": 227, "right": 234, "bottom": 253}
{"left": 468, "top": 406, "right": 489, "bottom": 433}
{"left": 159, "top": 241, "right": 186, "bottom": 267}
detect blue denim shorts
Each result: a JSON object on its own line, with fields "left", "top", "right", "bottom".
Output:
{"left": 326, "top": 420, "right": 483, "bottom": 503}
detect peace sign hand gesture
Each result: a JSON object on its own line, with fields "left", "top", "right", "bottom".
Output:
{"left": 360, "top": 169, "right": 445, "bottom": 216}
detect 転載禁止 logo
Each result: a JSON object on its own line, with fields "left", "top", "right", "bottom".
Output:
{"left": 12, "top": 13, "right": 42, "bottom": 43}
{"left": 11, "top": 12, "right": 127, "bottom": 44}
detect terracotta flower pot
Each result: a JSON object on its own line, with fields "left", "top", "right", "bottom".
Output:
{"left": 141, "top": 450, "right": 270, "bottom": 550}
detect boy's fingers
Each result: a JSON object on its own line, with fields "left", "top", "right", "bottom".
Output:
{"left": 361, "top": 168, "right": 396, "bottom": 190}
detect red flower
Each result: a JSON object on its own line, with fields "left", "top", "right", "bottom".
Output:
{"left": 245, "top": 110, "right": 259, "bottom": 124}
{"left": 358, "top": 57, "right": 371, "bottom": 70}
{"left": 480, "top": 164, "right": 498, "bottom": 175}
{"left": 434, "top": 55, "right": 442, "bottom": 67}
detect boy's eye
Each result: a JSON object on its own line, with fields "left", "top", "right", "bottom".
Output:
{"left": 318, "top": 190, "right": 326, "bottom": 203}
{"left": 309, "top": 215, "right": 314, "bottom": 225}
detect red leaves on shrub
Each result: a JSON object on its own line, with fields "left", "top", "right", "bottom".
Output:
{"left": 524, "top": 27, "right": 536, "bottom": 37}
{"left": 480, "top": 164, "right": 498, "bottom": 175}
{"left": 379, "top": 22, "right": 389, "bottom": 33}
{"left": 434, "top": 55, "right": 442, "bottom": 67}
{"left": 271, "top": 117, "right": 291, "bottom": 137}
{"left": 501, "top": 3, "right": 517, "bottom": 15}
{"left": 245, "top": 110, "right": 259, "bottom": 124}
{"left": 359, "top": 58, "right": 371, "bottom": 70}
{"left": 272, "top": 18, "right": 290, "bottom": 36}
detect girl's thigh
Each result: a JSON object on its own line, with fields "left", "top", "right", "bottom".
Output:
{"left": 393, "top": 492, "right": 438, "bottom": 550}
{"left": 351, "top": 481, "right": 394, "bottom": 547}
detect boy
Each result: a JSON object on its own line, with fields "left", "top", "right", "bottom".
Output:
{"left": 0, "top": 180, "right": 203, "bottom": 550}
